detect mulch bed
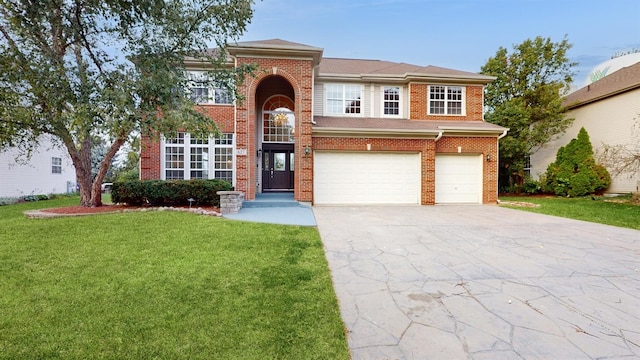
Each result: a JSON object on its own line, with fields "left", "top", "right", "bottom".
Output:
{"left": 40, "top": 204, "right": 220, "bottom": 216}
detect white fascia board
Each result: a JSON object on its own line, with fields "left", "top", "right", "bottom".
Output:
{"left": 312, "top": 127, "right": 441, "bottom": 139}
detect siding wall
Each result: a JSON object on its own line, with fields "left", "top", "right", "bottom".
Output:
{"left": 531, "top": 88, "right": 640, "bottom": 193}
{"left": 0, "top": 135, "right": 76, "bottom": 197}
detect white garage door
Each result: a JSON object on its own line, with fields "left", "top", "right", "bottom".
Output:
{"left": 435, "top": 154, "right": 482, "bottom": 204}
{"left": 314, "top": 152, "right": 421, "bottom": 205}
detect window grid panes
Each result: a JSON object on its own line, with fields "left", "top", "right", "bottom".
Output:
{"left": 163, "top": 133, "right": 233, "bottom": 182}
{"left": 187, "top": 71, "right": 233, "bottom": 105}
{"left": 263, "top": 109, "right": 295, "bottom": 143}
{"left": 214, "top": 147, "right": 233, "bottom": 183}
{"left": 429, "top": 86, "right": 464, "bottom": 115}
{"left": 190, "top": 147, "right": 209, "bottom": 179}
{"left": 383, "top": 86, "right": 400, "bottom": 116}
{"left": 326, "top": 84, "right": 362, "bottom": 115}
{"left": 51, "top": 157, "right": 62, "bottom": 174}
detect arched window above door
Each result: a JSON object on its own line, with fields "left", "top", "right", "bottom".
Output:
{"left": 263, "top": 95, "right": 295, "bottom": 143}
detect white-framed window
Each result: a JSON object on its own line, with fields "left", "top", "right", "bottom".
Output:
{"left": 382, "top": 86, "right": 401, "bottom": 117}
{"left": 162, "top": 132, "right": 234, "bottom": 183}
{"left": 325, "top": 84, "right": 363, "bottom": 115}
{"left": 186, "top": 71, "right": 233, "bottom": 105}
{"left": 428, "top": 85, "right": 465, "bottom": 115}
{"left": 523, "top": 155, "right": 532, "bottom": 178}
{"left": 51, "top": 157, "right": 62, "bottom": 174}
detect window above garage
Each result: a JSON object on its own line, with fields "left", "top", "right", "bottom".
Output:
{"left": 428, "top": 85, "right": 465, "bottom": 116}
{"left": 325, "top": 84, "right": 363, "bottom": 116}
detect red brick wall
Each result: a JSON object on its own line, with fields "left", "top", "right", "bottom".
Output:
{"left": 139, "top": 104, "right": 234, "bottom": 180}
{"left": 140, "top": 135, "right": 161, "bottom": 180}
{"left": 235, "top": 57, "right": 315, "bottom": 201}
{"left": 409, "top": 84, "right": 485, "bottom": 121}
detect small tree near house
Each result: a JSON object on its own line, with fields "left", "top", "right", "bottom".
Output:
{"left": 542, "top": 127, "right": 611, "bottom": 197}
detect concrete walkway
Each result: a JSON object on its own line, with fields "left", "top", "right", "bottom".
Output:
{"left": 313, "top": 205, "right": 640, "bottom": 359}
{"left": 223, "top": 193, "right": 316, "bottom": 226}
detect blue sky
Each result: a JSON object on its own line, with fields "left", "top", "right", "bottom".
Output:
{"left": 237, "top": 0, "right": 640, "bottom": 87}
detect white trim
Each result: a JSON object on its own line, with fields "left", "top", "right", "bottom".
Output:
{"left": 427, "top": 85, "right": 466, "bottom": 116}
{"left": 380, "top": 85, "right": 403, "bottom": 118}
{"left": 185, "top": 70, "right": 233, "bottom": 105}
{"left": 160, "top": 132, "right": 235, "bottom": 186}
{"left": 324, "top": 83, "right": 364, "bottom": 116}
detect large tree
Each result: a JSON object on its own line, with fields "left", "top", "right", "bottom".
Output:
{"left": 481, "top": 36, "right": 576, "bottom": 190}
{"left": 0, "top": 0, "right": 254, "bottom": 206}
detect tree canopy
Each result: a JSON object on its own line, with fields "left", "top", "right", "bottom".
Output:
{"left": 0, "top": 0, "right": 255, "bottom": 206}
{"left": 481, "top": 36, "right": 576, "bottom": 190}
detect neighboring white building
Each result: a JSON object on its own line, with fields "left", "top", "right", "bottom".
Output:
{"left": 531, "top": 62, "right": 640, "bottom": 193}
{"left": 0, "top": 135, "right": 76, "bottom": 198}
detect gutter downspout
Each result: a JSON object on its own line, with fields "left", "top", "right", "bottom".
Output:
{"left": 496, "top": 128, "right": 508, "bottom": 204}
{"left": 230, "top": 54, "right": 239, "bottom": 191}
{"left": 498, "top": 129, "right": 508, "bottom": 139}
{"left": 311, "top": 66, "right": 317, "bottom": 125}
{"left": 434, "top": 130, "right": 443, "bottom": 142}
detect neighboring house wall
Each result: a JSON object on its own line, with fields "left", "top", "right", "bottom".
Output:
{"left": 0, "top": 135, "right": 76, "bottom": 197}
{"left": 531, "top": 86, "right": 640, "bottom": 193}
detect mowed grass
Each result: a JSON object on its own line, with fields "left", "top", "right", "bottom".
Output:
{"left": 499, "top": 195, "right": 640, "bottom": 230}
{"left": 0, "top": 197, "right": 349, "bottom": 359}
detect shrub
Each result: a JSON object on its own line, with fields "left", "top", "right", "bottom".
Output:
{"left": 22, "top": 194, "right": 49, "bottom": 202}
{"left": 521, "top": 178, "right": 542, "bottom": 194}
{"left": 542, "top": 127, "right": 611, "bottom": 197}
{"left": 111, "top": 179, "right": 232, "bottom": 207}
{"left": 0, "top": 197, "right": 19, "bottom": 206}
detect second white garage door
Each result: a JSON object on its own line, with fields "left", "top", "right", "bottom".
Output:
{"left": 435, "top": 154, "right": 482, "bottom": 204}
{"left": 314, "top": 152, "right": 421, "bottom": 205}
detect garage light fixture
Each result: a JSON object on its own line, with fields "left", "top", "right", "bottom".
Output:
{"left": 486, "top": 154, "right": 492, "bottom": 162}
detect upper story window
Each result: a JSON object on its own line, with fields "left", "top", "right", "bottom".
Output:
{"left": 429, "top": 85, "right": 465, "bottom": 115}
{"left": 325, "top": 84, "right": 362, "bottom": 115}
{"left": 51, "top": 157, "right": 62, "bottom": 174}
{"left": 382, "top": 86, "right": 401, "bottom": 117}
{"left": 187, "top": 71, "right": 233, "bottom": 105}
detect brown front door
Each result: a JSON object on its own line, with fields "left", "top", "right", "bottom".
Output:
{"left": 262, "top": 144, "right": 294, "bottom": 191}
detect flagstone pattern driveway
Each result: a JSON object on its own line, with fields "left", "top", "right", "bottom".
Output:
{"left": 313, "top": 205, "right": 640, "bottom": 359}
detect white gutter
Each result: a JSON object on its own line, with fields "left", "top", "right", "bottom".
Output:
{"left": 498, "top": 129, "right": 508, "bottom": 139}
{"left": 435, "top": 130, "right": 443, "bottom": 142}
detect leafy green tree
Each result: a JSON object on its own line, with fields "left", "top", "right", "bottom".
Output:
{"left": 543, "top": 127, "right": 611, "bottom": 196}
{"left": 109, "top": 136, "right": 140, "bottom": 183}
{"left": 481, "top": 36, "right": 576, "bottom": 190}
{"left": 0, "top": 0, "right": 254, "bottom": 206}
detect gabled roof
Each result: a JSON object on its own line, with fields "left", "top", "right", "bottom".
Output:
{"left": 317, "top": 58, "right": 494, "bottom": 84}
{"left": 227, "top": 38, "right": 323, "bottom": 66}
{"left": 230, "top": 38, "right": 322, "bottom": 51}
{"left": 565, "top": 61, "right": 640, "bottom": 109}
{"left": 313, "top": 117, "right": 507, "bottom": 138}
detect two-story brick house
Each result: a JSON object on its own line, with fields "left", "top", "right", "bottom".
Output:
{"left": 140, "top": 39, "right": 508, "bottom": 205}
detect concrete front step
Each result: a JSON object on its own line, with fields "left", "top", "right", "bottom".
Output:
{"left": 242, "top": 192, "right": 305, "bottom": 208}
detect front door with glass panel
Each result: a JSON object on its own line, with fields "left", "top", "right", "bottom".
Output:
{"left": 261, "top": 96, "right": 296, "bottom": 192}
{"left": 262, "top": 145, "right": 294, "bottom": 191}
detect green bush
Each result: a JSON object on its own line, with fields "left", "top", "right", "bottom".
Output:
{"left": 543, "top": 127, "right": 611, "bottom": 197}
{"left": 521, "top": 178, "right": 542, "bottom": 194}
{"left": 111, "top": 179, "right": 233, "bottom": 207}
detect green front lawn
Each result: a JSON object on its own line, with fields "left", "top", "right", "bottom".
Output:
{"left": 0, "top": 198, "right": 349, "bottom": 359}
{"left": 499, "top": 195, "right": 640, "bottom": 230}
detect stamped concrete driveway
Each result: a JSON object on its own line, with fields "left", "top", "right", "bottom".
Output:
{"left": 313, "top": 205, "right": 640, "bottom": 359}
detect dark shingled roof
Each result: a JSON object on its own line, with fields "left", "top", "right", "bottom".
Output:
{"left": 318, "top": 58, "right": 485, "bottom": 78}
{"left": 565, "top": 62, "right": 640, "bottom": 109}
